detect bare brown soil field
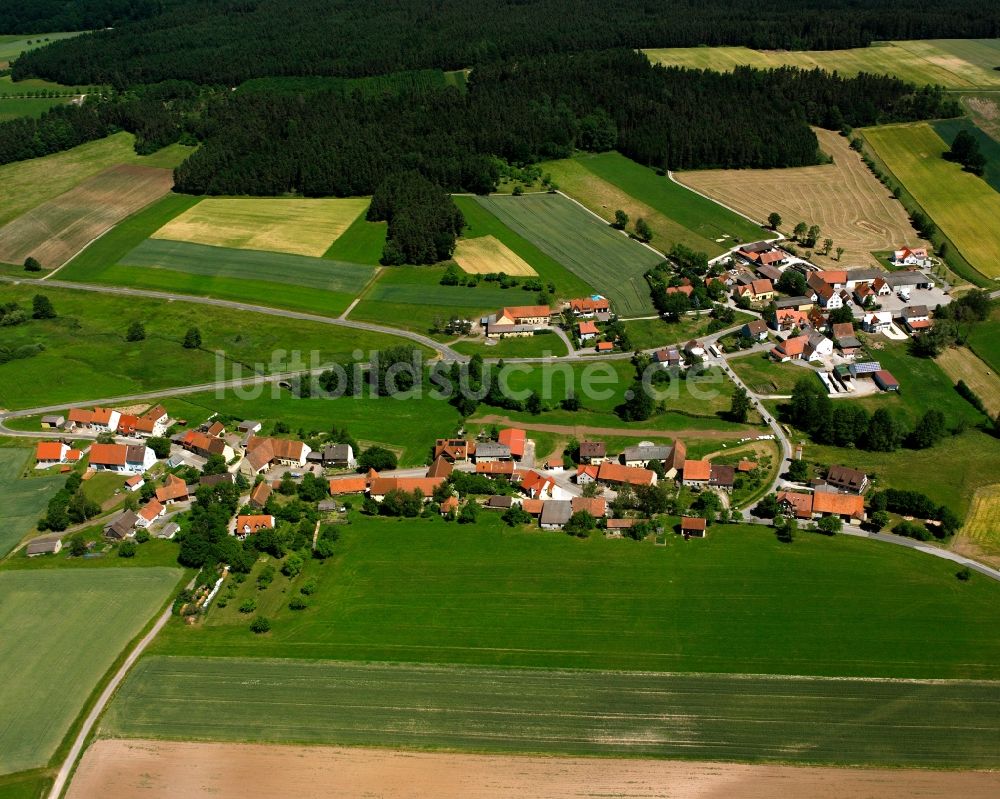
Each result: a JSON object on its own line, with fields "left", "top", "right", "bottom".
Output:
{"left": 676, "top": 129, "right": 926, "bottom": 267}
{"left": 69, "top": 740, "right": 1000, "bottom": 799}
{"left": 454, "top": 234, "right": 538, "bottom": 275}
{"left": 0, "top": 164, "right": 173, "bottom": 268}
{"left": 936, "top": 346, "right": 1000, "bottom": 417}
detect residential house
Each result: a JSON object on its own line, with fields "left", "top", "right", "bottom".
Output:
{"left": 891, "top": 247, "right": 930, "bottom": 268}
{"left": 35, "top": 441, "right": 70, "bottom": 468}
{"left": 824, "top": 465, "right": 869, "bottom": 494}
{"left": 709, "top": 463, "right": 735, "bottom": 492}
{"left": 249, "top": 480, "right": 272, "bottom": 507}
{"left": 852, "top": 283, "right": 875, "bottom": 306}
{"left": 811, "top": 491, "right": 865, "bottom": 522}
{"left": 182, "top": 430, "right": 235, "bottom": 462}
{"left": 873, "top": 370, "right": 900, "bottom": 392}
{"left": 310, "top": 443, "right": 357, "bottom": 469}
{"left": 872, "top": 277, "right": 892, "bottom": 297}
{"left": 89, "top": 443, "right": 155, "bottom": 475}
{"left": 575, "top": 464, "right": 599, "bottom": 485}
{"left": 901, "top": 305, "right": 932, "bottom": 334}
{"left": 569, "top": 297, "right": 611, "bottom": 319}
{"left": 439, "top": 496, "right": 460, "bottom": 516}
{"left": 622, "top": 444, "right": 672, "bottom": 468}
{"left": 684, "top": 340, "right": 705, "bottom": 360}
{"left": 681, "top": 459, "right": 711, "bottom": 489}
{"left": 518, "top": 470, "right": 568, "bottom": 500}
{"left": 734, "top": 279, "right": 774, "bottom": 305}
{"left": 26, "top": 535, "right": 62, "bottom": 556}
{"left": 812, "top": 270, "right": 848, "bottom": 290}
{"left": 136, "top": 499, "right": 165, "bottom": 528}
{"left": 134, "top": 405, "right": 169, "bottom": 437}
{"left": 539, "top": 500, "right": 573, "bottom": 530}
{"left": 485, "top": 305, "right": 551, "bottom": 338}
{"left": 40, "top": 414, "right": 65, "bottom": 429}
{"left": 804, "top": 332, "right": 834, "bottom": 361}
{"left": 770, "top": 334, "right": 809, "bottom": 362}
{"left": 242, "top": 435, "right": 311, "bottom": 476}
{"left": 426, "top": 455, "right": 454, "bottom": 479}
{"left": 156, "top": 474, "right": 191, "bottom": 504}
{"left": 777, "top": 491, "right": 813, "bottom": 519}
{"left": 473, "top": 442, "right": 511, "bottom": 463}
{"left": 812, "top": 281, "right": 845, "bottom": 310}
{"left": 90, "top": 407, "right": 121, "bottom": 433}
{"left": 368, "top": 477, "right": 445, "bottom": 501}
{"left": 235, "top": 514, "right": 275, "bottom": 538}
{"left": 831, "top": 322, "right": 861, "bottom": 357}
{"left": 665, "top": 284, "right": 693, "bottom": 297}
{"left": 571, "top": 496, "right": 607, "bottom": 518}
{"left": 117, "top": 414, "right": 140, "bottom": 437}
{"left": 597, "top": 462, "right": 656, "bottom": 487}
{"left": 653, "top": 347, "right": 683, "bottom": 369}
{"left": 771, "top": 309, "right": 810, "bottom": 332}
{"left": 862, "top": 311, "right": 893, "bottom": 334}
{"left": 680, "top": 516, "right": 708, "bottom": 537}
{"left": 741, "top": 319, "right": 769, "bottom": 341}
{"left": 498, "top": 428, "right": 527, "bottom": 460}
{"left": 578, "top": 441, "right": 606, "bottom": 464}
{"left": 434, "top": 438, "right": 472, "bottom": 462}
{"left": 577, "top": 321, "right": 599, "bottom": 342}
{"left": 476, "top": 460, "right": 515, "bottom": 477}
{"left": 125, "top": 473, "right": 145, "bottom": 492}
{"left": 104, "top": 510, "right": 139, "bottom": 540}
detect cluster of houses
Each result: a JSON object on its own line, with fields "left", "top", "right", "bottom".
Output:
{"left": 482, "top": 296, "right": 620, "bottom": 352}
{"left": 776, "top": 465, "right": 869, "bottom": 523}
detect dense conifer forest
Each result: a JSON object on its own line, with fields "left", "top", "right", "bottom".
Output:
{"left": 11, "top": 0, "right": 1000, "bottom": 87}
{"left": 0, "top": 0, "right": 171, "bottom": 35}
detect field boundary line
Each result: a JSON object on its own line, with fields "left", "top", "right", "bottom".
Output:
{"left": 667, "top": 171, "right": 778, "bottom": 236}
{"left": 553, "top": 189, "right": 668, "bottom": 261}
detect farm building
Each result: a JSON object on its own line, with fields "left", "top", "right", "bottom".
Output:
{"left": 473, "top": 442, "right": 511, "bottom": 463}
{"left": 497, "top": 428, "right": 527, "bottom": 460}
{"left": 434, "top": 438, "right": 472, "bottom": 462}
{"left": 597, "top": 462, "right": 656, "bottom": 487}
{"left": 681, "top": 459, "right": 711, "bottom": 488}
{"left": 680, "top": 516, "right": 708, "bottom": 537}
{"left": 774, "top": 296, "right": 815, "bottom": 312}
{"left": 89, "top": 443, "right": 156, "bottom": 475}
{"left": 823, "top": 465, "right": 870, "bottom": 494}
{"left": 426, "top": 456, "right": 454, "bottom": 479}
{"left": 578, "top": 441, "right": 606, "bottom": 464}
{"left": 368, "top": 477, "right": 445, "bottom": 501}
{"left": 485, "top": 304, "right": 551, "bottom": 338}
{"left": 887, "top": 270, "right": 935, "bottom": 290}
{"left": 709, "top": 463, "right": 735, "bottom": 492}
{"left": 571, "top": 496, "right": 606, "bottom": 518}
{"left": 40, "top": 415, "right": 65, "bottom": 429}
{"left": 476, "top": 460, "right": 515, "bottom": 477}
{"left": 307, "top": 443, "right": 356, "bottom": 469}
{"left": 485, "top": 495, "right": 514, "bottom": 510}
{"left": 622, "top": 444, "right": 672, "bottom": 468}
{"left": 539, "top": 500, "right": 573, "bottom": 530}
{"left": 811, "top": 492, "right": 865, "bottom": 522}
{"left": 328, "top": 475, "right": 369, "bottom": 495}
{"left": 26, "top": 535, "right": 63, "bottom": 556}
{"left": 873, "top": 370, "right": 900, "bottom": 392}
{"left": 250, "top": 480, "right": 272, "bottom": 507}
{"left": 104, "top": 510, "right": 139, "bottom": 540}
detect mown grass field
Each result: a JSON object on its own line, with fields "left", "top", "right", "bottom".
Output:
{"left": 0, "top": 567, "right": 181, "bottom": 775}
{"left": 121, "top": 239, "right": 376, "bottom": 295}
{"left": 151, "top": 198, "right": 369, "bottom": 257}
{"left": 470, "top": 194, "right": 662, "bottom": 316}
{"left": 0, "top": 165, "right": 173, "bottom": 269}
{"left": 102, "top": 655, "right": 1000, "bottom": 768}
{"left": 620, "top": 312, "right": 753, "bottom": 350}
{"left": 967, "top": 306, "right": 1000, "bottom": 373}
{"left": 936, "top": 346, "right": 1000, "bottom": 416}
{"left": 933, "top": 117, "right": 1000, "bottom": 193}
{"left": 0, "top": 284, "right": 423, "bottom": 409}
{"left": 959, "top": 484, "right": 1000, "bottom": 561}
{"left": 0, "top": 448, "right": 63, "bottom": 557}
{"left": 0, "top": 31, "right": 81, "bottom": 66}
{"left": 151, "top": 519, "right": 1000, "bottom": 679}
{"left": 0, "top": 96, "right": 68, "bottom": 121}
{"left": 545, "top": 152, "right": 764, "bottom": 256}
{"left": 453, "top": 235, "right": 537, "bottom": 275}
{"left": 0, "top": 133, "right": 193, "bottom": 228}
{"left": 644, "top": 39, "right": 1000, "bottom": 89}
{"left": 730, "top": 352, "right": 812, "bottom": 395}
{"left": 321, "top": 213, "right": 387, "bottom": 264}
{"left": 863, "top": 123, "right": 1000, "bottom": 279}
{"left": 676, "top": 129, "right": 926, "bottom": 268}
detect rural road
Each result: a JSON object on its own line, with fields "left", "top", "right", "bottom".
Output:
{"left": 47, "top": 581, "right": 191, "bottom": 799}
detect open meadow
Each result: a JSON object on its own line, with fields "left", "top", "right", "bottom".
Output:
{"left": 933, "top": 117, "right": 1000, "bottom": 193}
{"left": 644, "top": 39, "right": 1000, "bottom": 90}
{"left": 0, "top": 284, "right": 423, "bottom": 409}
{"left": 0, "top": 31, "right": 81, "bottom": 67}
{"left": 0, "top": 133, "right": 193, "bottom": 229}
{"left": 151, "top": 198, "right": 369, "bottom": 257}
{"left": 152, "top": 519, "right": 1000, "bottom": 678}
{"left": 100, "top": 656, "right": 1000, "bottom": 769}
{"left": 469, "top": 194, "right": 662, "bottom": 316}
{"left": 676, "top": 129, "right": 926, "bottom": 267}
{"left": 730, "top": 352, "right": 813, "bottom": 396}
{"left": 0, "top": 448, "right": 63, "bottom": 557}
{"left": 544, "top": 152, "right": 764, "bottom": 256}
{"left": 69, "top": 740, "right": 1000, "bottom": 799}
{"left": 453, "top": 235, "right": 537, "bottom": 276}
{"left": 0, "top": 568, "right": 181, "bottom": 775}
{"left": 954, "top": 484, "right": 1000, "bottom": 566}
{"left": 967, "top": 305, "right": 1000, "bottom": 373}
{"left": 0, "top": 165, "right": 173, "bottom": 269}
{"left": 936, "top": 346, "right": 1000, "bottom": 417}
{"left": 0, "top": 96, "right": 68, "bottom": 122}
{"left": 862, "top": 123, "right": 1000, "bottom": 280}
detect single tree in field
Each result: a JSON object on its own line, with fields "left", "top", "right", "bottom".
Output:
{"left": 767, "top": 212, "right": 782, "bottom": 230}
{"left": 613, "top": 209, "right": 629, "bottom": 230}
{"left": 32, "top": 294, "right": 56, "bottom": 319}
{"left": 822, "top": 238, "right": 833, "bottom": 255}
{"left": 183, "top": 326, "right": 202, "bottom": 349}
{"left": 806, "top": 224, "right": 821, "bottom": 247}
{"left": 126, "top": 321, "right": 146, "bottom": 341}
{"left": 23, "top": 256, "right": 42, "bottom": 272}
{"left": 634, "top": 217, "right": 653, "bottom": 243}
{"left": 792, "top": 221, "right": 808, "bottom": 242}
{"left": 729, "top": 386, "right": 752, "bottom": 423}
{"left": 835, "top": 246, "right": 845, "bottom": 261}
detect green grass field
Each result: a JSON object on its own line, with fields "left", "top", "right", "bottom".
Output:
{"left": 0, "top": 448, "right": 64, "bottom": 557}
{"left": 644, "top": 39, "right": 1000, "bottom": 89}
{"left": 862, "top": 123, "right": 1000, "bottom": 280}
{"left": 967, "top": 306, "right": 1000, "bottom": 374}
{"left": 0, "top": 133, "right": 193, "bottom": 228}
{"left": 321, "top": 213, "right": 387, "bottom": 264}
{"left": 0, "top": 31, "right": 81, "bottom": 66}
{"left": 544, "top": 152, "right": 765, "bottom": 257}
{"left": 151, "top": 519, "right": 1000, "bottom": 679}
{"left": 731, "top": 353, "right": 815, "bottom": 396}
{"left": 101, "top": 655, "right": 1000, "bottom": 768}
{"left": 0, "top": 284, "right": 423, "bottom": 409}
{"left": 0, "top": 96, "right": 68, "bottom": 121}
{"left": 469, "top": 194, "right": 663, "bottom": 316}
{"left": 621, "top": 312, "right": 753, "bottom": 350}
{"left": 933, "top": 117, "right": 1000, "bottom": 194}
{"left": 452, "top": 333, "right": 568, "bottom": 358}
{"left": 0, "top": 567, "right": 181, "bottom": 774}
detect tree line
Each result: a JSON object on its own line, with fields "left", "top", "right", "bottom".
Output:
{"left": 11, "top": 0, "right": 1000, "bottom": 87}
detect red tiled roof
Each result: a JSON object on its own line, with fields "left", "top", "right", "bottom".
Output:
{"left": 681, "top": 516, "right": 707, "bottom": 531}
{"left": 777, "top": 491, "right": 813, "bottom": 519}
{"left": 497, "top": 428, "right": 526, "bottom": 459}
{"left": 569, "top": 297, "right": 610, "bottom": 313}
{"left": 369, "top": 477, "right": 445, "bottom": 498}
{"left": 576, "top": 464, "right": 599, "bottom": 480}
{"left": 682, "top": 459, "right": 711, "bottom": 481}
{"left": 250, "top": 481, "right": 272, "bottom": 505}
{"left": 500, "top": 305, "right": 550, "bottom": 320}
{"left": 91, "top": 407, "right": 117, "bottom": 425}
{"left": 89, "top": 443, "right": 127, "bottom": 466}
{"left": 138, "top": 499, "right": 164, "bottom": 522}
{"left": 156, "top": 474, "right": 189, "bottom": 502}
{"left": 596, "top": 341, "right": 614, "bottom": 352}
{"left": 68, "top": 408, "right": 93, "bottom": 424}
{"left": 36, "top": 441, "right": 65, "bottom": 461}
{"left": 476, "top": 460, "right": 515, "bottom": 476}
{"left": 572, "top": 496, "right": 607, "bottom": 518}
{"left": 117, "top": 414, "right": 139, "bottom": 434}
{"left": 329, "top": 476, "right": 368, "bottom": 495}
{"left": 237, "top": 514, "right": 275, "bottom": 533}
{"left": 578, "top": 321, "right": 599, "bottom": 335}
{"left": 597, "top": 462, "right": 655, "bottom": 486}
{"left": 439, "top": 496, "right": 460, "bottom": 513}
{"left": 811, "top": 492, "right": 864, "bottom": 518}
{"left": 521, "top": 498, "right": 544, "bottom": 515}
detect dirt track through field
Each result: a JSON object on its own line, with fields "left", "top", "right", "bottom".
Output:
{"left": 69, "top": 740, "right": 1000, "bottom": 799}
{"left": 468, "top": 414, "right": 747, "bottom": 439}
{"left": 676, "top": 129, "right": 925, "bottom": 267}
{"left": 0, "top": 164, "right": 173, "bottom": 268}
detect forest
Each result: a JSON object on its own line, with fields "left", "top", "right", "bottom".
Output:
{"left": 11, "top": 0, "right": 1000, "bottom": 87}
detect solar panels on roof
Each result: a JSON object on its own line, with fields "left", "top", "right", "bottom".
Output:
{"left": 849, "top": 361, "right": 881, "bottom": 376}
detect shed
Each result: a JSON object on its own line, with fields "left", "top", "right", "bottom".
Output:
{"left": 873, "top": 370, "right": 899, "bottom": 392}
{"left": 680, "top": 516, "right": 708, "bottom": 537}
{"left": 26, "top": 535, "right": 63, "bottom": 556}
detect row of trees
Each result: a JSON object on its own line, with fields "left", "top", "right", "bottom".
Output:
{"left": 14, "top": 0, "right": 1000, "bottom": 86}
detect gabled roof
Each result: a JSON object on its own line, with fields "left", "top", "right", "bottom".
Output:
{"left": 434, "top": 438, "right": 471, "bottom": 461}
{"left": 497, "top": 428, "right": 526, "bottom": 459}
{"left": 579, "top": 441, "right": 606, "bottom": 458}
{"left": 518, "top": 469, "right": 556, "bottom": 496}
{"left": 91, "top": 407, "right": 117, "bottom": 425}
{"left": 572, "top": 496, "right": 606, "bottom": 518}
{"left": 539, "top": 500, "right": 573, "bottom": 526}
{"left": 237, "top": 514, "right": 275, "bottom": 532}
{"left": 597, "top": 462, "right": 655, "bottom": 486}
{"left": 777, "top": 335, "right": 809, "bottom": 357}
{"left": 827, "top": 465, "right": 867, "bottom": 489}
{"left": 596, "top": 341, "right": 614, "bottom": 351}
{"left": 105, "top": 510, "right": 139, "bottom": 538}
{"left": 125, "top": 473, "right": 144, "bottom": 487}
{"left": 247, "top": 435, "right": 306, "bottom": 461}
{"left": 206, "top": 421, "right": 225, "bottom": 437}
{"left": 250, "top": 480, "right": 272, "bottom": 505}
{"left": 369, "top": 476, "right": 445, "bottom": 498}
{"left": 709, "top": 463, "right": 735, "bottom": 487}
{"left": 426, "top": 455, "right": 454, "bottom": 478}
{"left": 682, "top": 459, "right": 711, "bottom": 481}
{"left": 89, "top": 443, "right": 128, "bottom": 466}
{"left": 521, "top": 498, "right": 544, "bottom": 515}
{"left": 36, "top": 441, "right": 66, "bottom": 461}
{"left": 578, "top": 321, "right": 599, "bottom": 335}
{"left": 777, "top": 491, "right": 813, "bottom": 518}
{"left": 499, "top": 304, "right": 551, "bottom": 321}
{"left": 811, "top": 492, "right": 864, "bottom": 518}
{"left": 68, "top": 408, "right": 93, "bottom": 424}
{"left": 476, "top": 460, "right": 515, "bottom": 476}
{"left": 576, "top": 464, "right": 599, "bottom": 480}
{"left": 816, "top": 270, "right": 848, "bottom": 284}
{"left": 138, "top": 499, "right": 164, "bottom": 522}
{"left": 681, "top": 516, "right": 707, "bottom": 531}
{"left": 569, "top": 297, "right": 610, "bottom": 313}
{"left": 440, "top": 495, "right": 460, "bottom": 513}
{"left": 328, "top": 476, "right": 368, "bottom": 495}
{"left": 831, "top": 322, "right": 854, "bottom": 340}
{"left": 744, "top": 319, "right": 768, "bottom": 335}
{"left": 156, "top": 474, "right": 189, "bottom": 502}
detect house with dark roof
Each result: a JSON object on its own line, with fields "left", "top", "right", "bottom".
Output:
{"left": 578, "top": 441, "right": 606, "bottom": 464}
{"left": 741, "top": 319, "right": 769, "bottom": 341}
{"left": 622, "top": 444, "right": 672, "bottom": 468}
{"left": 27, "top": 535, "right": 63, "bottom": 556}
{"left": 104, "top": 510, "right": 139, "bottom": 540}
{"left": 823, "top": 465, "right": 869, "bottom": 494}
{"left": 709, "top": 463, "right": 735, "bottom": 492}
{"left": 539, "top": 500, "right": 573, "bottom": 530}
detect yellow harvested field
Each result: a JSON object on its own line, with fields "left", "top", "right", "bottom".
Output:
{"left": 152, "top": 197, "right": 369, "bottom": 257}
{"left": 68, "top": 740, "right": 1000, "bottom": 799}
{"left": 954, "top": 484, "right": 1000, "bottom": 565}
{"left": 453, "top": 235, "right": 537, "bottom": 276}
{"left": 676, "top": 128, "right": 926, "bottom": 267}
{"left": 936, "top": 347, "right": 1000, "bottom": 417}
